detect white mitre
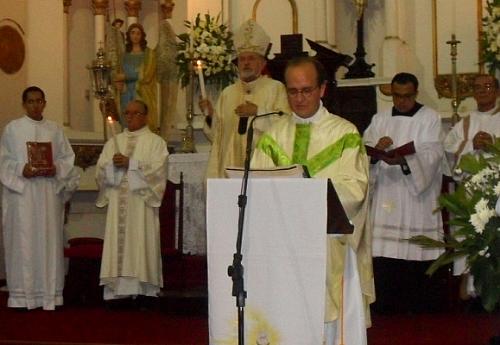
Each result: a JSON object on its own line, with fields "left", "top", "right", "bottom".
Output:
{"left": 233, "top": 19, "right": 270, "bottom": 56}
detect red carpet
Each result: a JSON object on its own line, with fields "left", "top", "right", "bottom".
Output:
{"left": 0, "top": 291, "right": 498, "bottom": 345}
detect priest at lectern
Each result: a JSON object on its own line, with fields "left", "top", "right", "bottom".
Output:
{"left": 252, "top": 57, "right": 374, "bottom": 345}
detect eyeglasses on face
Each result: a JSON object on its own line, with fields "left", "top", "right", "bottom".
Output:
{"left": 286, "top": 86, "right": 319, "bottom": 98}
{"left": 392, "top": 92, "right": 416, "bottom": 100}
{"left": 25, "top": 99, "right": 45, "bottom": 105}
{"left": 124, "top": 111, "right": 145, "bottom": 117}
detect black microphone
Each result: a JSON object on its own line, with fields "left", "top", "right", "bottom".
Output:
{"left": 238, "top": 111, "right": 284, "bottom": 135}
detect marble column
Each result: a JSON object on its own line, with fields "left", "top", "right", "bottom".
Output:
{"left": 125, "top": 0, "right": 142, "bottom": 27}
{"left": 380, "top": 0, "right": 405, "bottom": 77}
{"left": 326, "top": 0, "right": 337, "bottom": 48}
{"left": 63, "top": 0, "right": 71, "bottom": 127}
{"left": 314, "top": 0, "right": 328, "bottom": 46}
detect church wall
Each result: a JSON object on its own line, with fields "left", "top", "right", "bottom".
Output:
{"left": 26, "top": 0, "right": 65, "bottom": 125}
{"left": 0, "top": 0, "right": 28, "bottom": 282}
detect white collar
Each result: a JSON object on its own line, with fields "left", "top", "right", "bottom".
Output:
{"left": 292, "top": 101, "right": 324, "bottom": 124}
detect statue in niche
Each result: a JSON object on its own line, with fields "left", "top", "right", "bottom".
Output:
{"left": 114, "top": 23, "right": 158, "bottom": 131}
{"left": 106, "top": 18, "right": 125, "bottom": 118}
{"left": 156, "top": 0, "right": 179, "bottom": 140}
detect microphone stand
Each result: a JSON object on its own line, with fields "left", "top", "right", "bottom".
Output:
{"left": 227, "top": 111, "right": 282, "bottom": 345}
{"left": 227, "top": 116, "right": 255, "bottom": 345}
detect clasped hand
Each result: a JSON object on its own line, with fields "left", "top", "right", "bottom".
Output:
{"left": 23, "top": 164, "right": 56, "bottom": 178}
{"left": 112, "top": 153, "right": 129, "bottom": 169}
{"left": 235, "top": 101, "right": 257, "bottom": 118}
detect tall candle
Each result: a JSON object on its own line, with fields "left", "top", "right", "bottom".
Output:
{"left": 451, "top": 1, "right": 456, "bottom": 35}
{"left": 107, "top": 116, "right": 120, "bottom": 153}
{"left": 189, "top": 26, "right": 194, "bottom": 54}
{"left": 196, "top": 60, "right": 207, "bottom": 100}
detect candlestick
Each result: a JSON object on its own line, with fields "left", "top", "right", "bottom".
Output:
{"left": 196, "top": 60, "right": 207, "bottom": 100}
{"left": 107, "top": 116, "right": 120, "bottom": 153}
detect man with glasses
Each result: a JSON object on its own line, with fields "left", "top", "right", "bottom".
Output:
{"left": 363, "top": 72, "right": 445, "bottom": 313}
{"left": 252, "top": 56, "right": 374, "bottom": 345}
{"left": 443, "top": 74, "right": 499, "bottom": 302}
{"left": 444, "top": 74, "right": 499, "bottom": 170}
{"left": 200, "top": 19, "right": 289, "bottom": 178}
{"left": 0, "top": 86, "right": 80, "bottom": 310}
{"left": 96, "top": 100, "right": 168, "bottom": 306}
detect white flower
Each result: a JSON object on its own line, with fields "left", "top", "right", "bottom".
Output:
{"left": 470, "top": 213, "right": 486, "bottom": 233}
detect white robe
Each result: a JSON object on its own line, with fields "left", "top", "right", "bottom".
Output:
{"left": 444, "top": 107, "right": 500, "bottom": 171}
{"left": 96, "top": 126, "right": 168, "bottom": 300}
{"left": 204, "top": 75, "right": 290, "bottom": 178}
{"left": 363, "top": 106, "right": 444, "bottom": 260}
{"left": 0, "top": 115, "right": 79, "bottom": 310}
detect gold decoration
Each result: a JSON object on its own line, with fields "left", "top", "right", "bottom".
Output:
{"left": 72, "top": 144, "right": 103, "bottom": 170}
{"left": 92, "top": 0, "right": 109, "bottom": 16}
{"left": 0, "top": 25, "right": 25, "bottom": 74}
{"left": 124, "top": 0, "right": 142, "bottom": 17}
{"left": 63, "top": 0, "right": 72, "bottom": 14}
{"left": 434, "top": 73, "right": 477, "bottom": 99}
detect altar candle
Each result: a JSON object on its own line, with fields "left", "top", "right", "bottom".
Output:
{"left": 196, "top": 60, "right": 207, "bottom": 100}
{"left": 451, "top": 2, "right": 456, "bottom": 35}
{"left": 189, "top": 26, "right": 194, "bottom": 54}
{"left": 107, "top": 116, "right": 120, "bottom": 153}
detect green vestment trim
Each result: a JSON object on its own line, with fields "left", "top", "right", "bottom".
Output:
{"left": 256, "top": 126, "right": 364, "bottom": 176}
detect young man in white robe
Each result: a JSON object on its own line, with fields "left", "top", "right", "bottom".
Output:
{"left": 0, "top": 86, "right": 80, "bottom": 310}
{"left": 200, "top": 19, "right": 290, "bottom": 178}
{"left": 96, "top": 100, "right": 168, "bottom": 303}
{"left": 363, "top": 72, "right": 445, "bottom": 313}
{"left": 252, "top": 57, "right": 374, "bottom": 345}
{"left": 444, "top": 74, "right": 499, "bottom": 173}
{"left": 444, "top": 74, "right": 499, "bottom": 298}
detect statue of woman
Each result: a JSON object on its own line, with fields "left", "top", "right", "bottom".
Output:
{"left": 156, "top": 0, "right": 179, "bottom": 140}
{"left": 115, "top": 23, "right": 158, "bottom": 131}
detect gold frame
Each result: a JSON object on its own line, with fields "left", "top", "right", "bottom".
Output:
{"left": 432, "top": 0, "right": 484, "bottom": 99}
{"left": 252, "top": 0, "right": 298, "bottom": 34}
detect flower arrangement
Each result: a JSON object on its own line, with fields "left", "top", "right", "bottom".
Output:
{"left": 176, "top": 13, "right": 237, "bottom": 88}
{"left": 481, "top": 0, "right": 500, "bottom": 74}
{"left": 411, "top": 140, "right": 500, "bottom": 312}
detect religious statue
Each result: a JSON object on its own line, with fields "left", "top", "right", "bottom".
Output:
{"left": 156, "top": 0, "right": 179, "bottom": 140}
{"left": 114, "top": 23, "right": 158, "bottom": 131}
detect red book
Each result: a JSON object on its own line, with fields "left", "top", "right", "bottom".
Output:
{"left": 365, "top": 141, "right": 415, "bottom": 163}
{"left": 26, "top": 141, "right": 53, "bottom": 173}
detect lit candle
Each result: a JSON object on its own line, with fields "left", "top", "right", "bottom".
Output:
{"left": 451, "top": 2, "right": 456, "bottom": 35}
{"left": 107, "top": 116, "right": 120, "bottom": 153}
{"left": 189, "top": 26, "right": 194, "bottom": 54}
{"left": 196, "top": 60, "right": 207, "bottom": 100}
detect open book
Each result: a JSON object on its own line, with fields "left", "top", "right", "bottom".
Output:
{"left": 365, "top": 141, "right": 415, "bottom": 163}
{"left": 225, "top": 164, "right": 310, "bottom": 179}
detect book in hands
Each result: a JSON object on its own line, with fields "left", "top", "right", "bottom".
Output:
{"left": 26, "top": 141, "right": 54, "bottom": 174}
{"left": 365, "top": 141, "right": 415, "bottom": 163}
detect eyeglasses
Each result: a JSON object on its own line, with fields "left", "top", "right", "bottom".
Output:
{"left": 286, "top": 86, "right": 319, "bottom": 98}
{"left": 124, "top": 111, "right": 145, "bottom": 117}
{"left": 392, "top": 92, "right": 416, "bottom": 100}
{"left": 25, "top": 99, "right": 45, "bottom": 105}
{"left": 473, "top": 84, "right": 495, "bottom": 92}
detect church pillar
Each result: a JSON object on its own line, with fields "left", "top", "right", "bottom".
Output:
{"left": 125, "top": 0, "right": 142, "bottom": 27}
{"left": 63, "top": 0, "right": 71, "bottom": 127}
{"left": 326, "top": 0, "right": 337, "bottom": 48}
{"left": 92, "top": 0, "right": 108, "bottom": 133}
{"left": 314, "top": 0, "right": 328, "bottom": 46}
{"left": 380, "top": 0, "right": 406, "bottom": 77}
